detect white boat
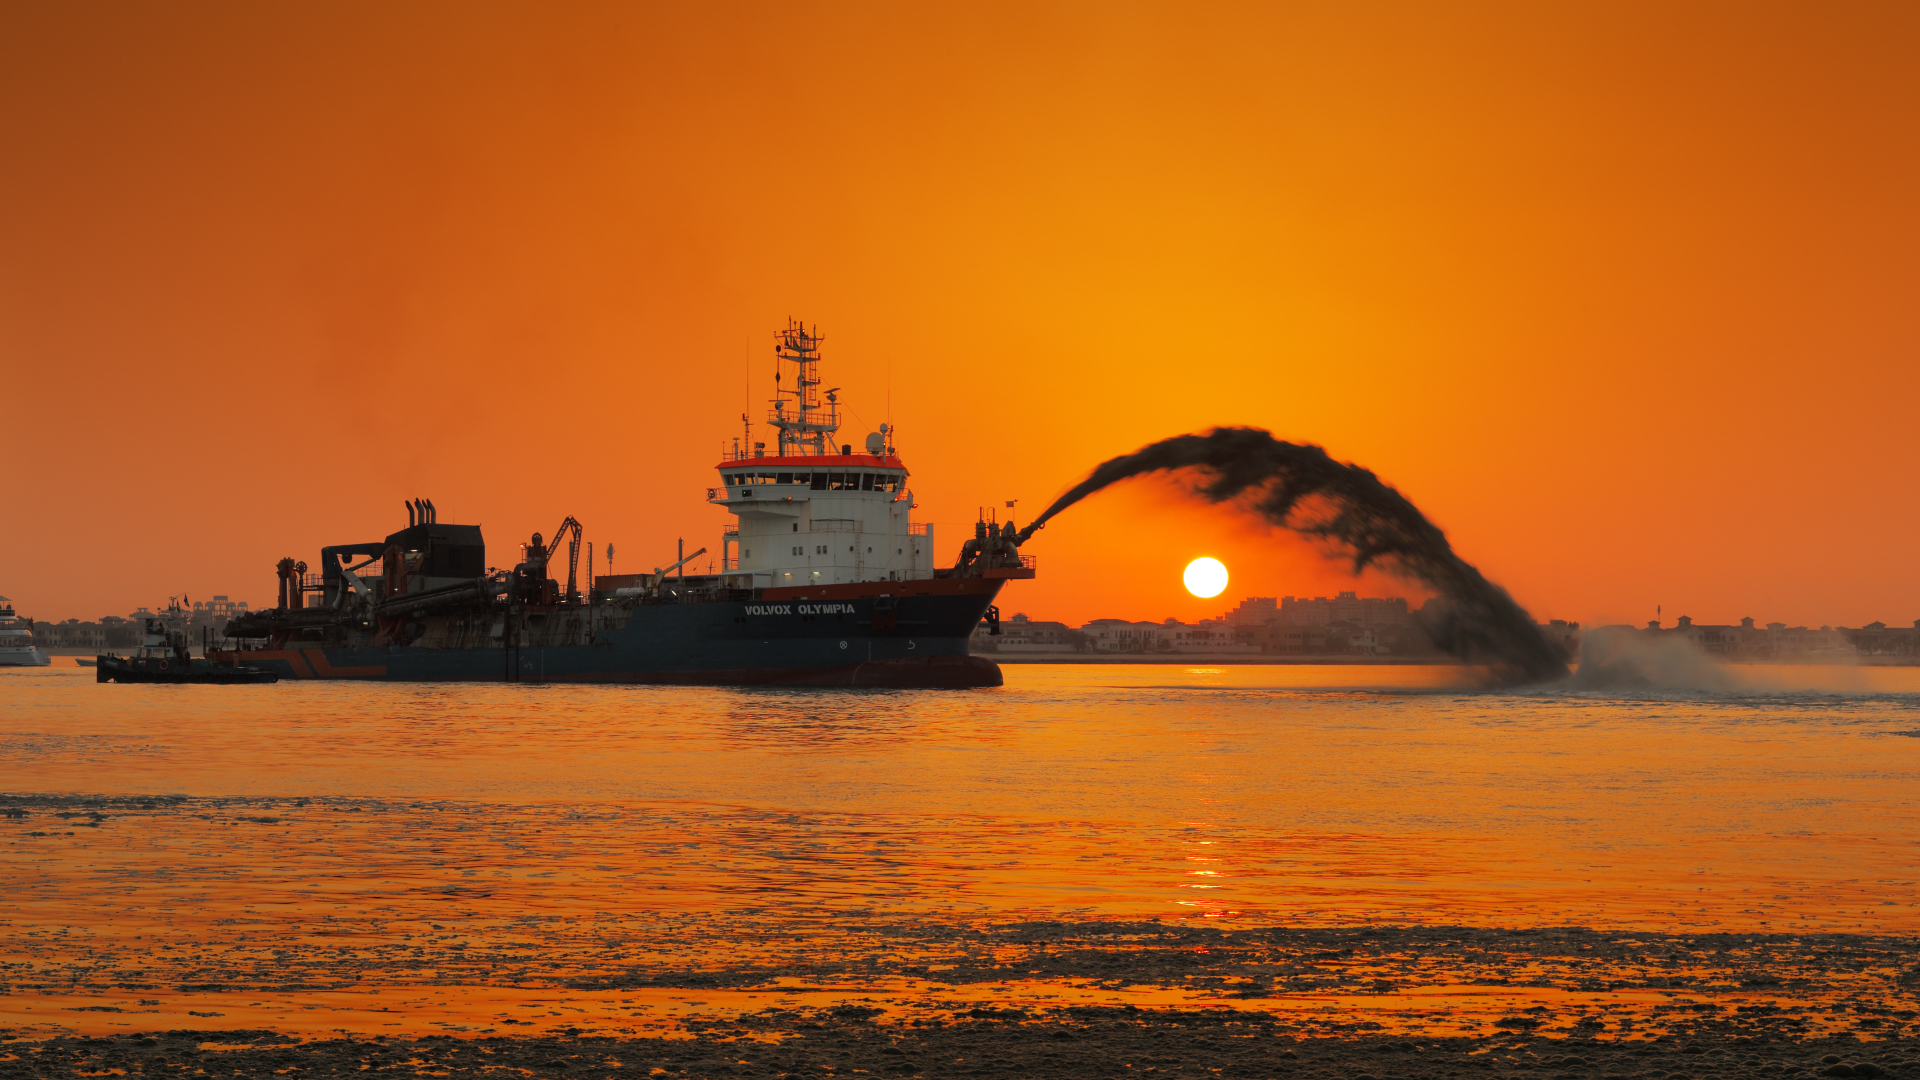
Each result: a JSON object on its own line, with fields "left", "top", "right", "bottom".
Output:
{"left": 0, "top": 597, "right": 50, "bottom": 667}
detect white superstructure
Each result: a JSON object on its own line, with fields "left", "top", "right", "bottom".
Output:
{"left": 0, "top": 597, "right": 49, "bottom": 667}
{"left": 709, "top": 321, "right": 934, "bottom": 591}
{"left": 127, "top": 599, "right": 195, "bottom": 663}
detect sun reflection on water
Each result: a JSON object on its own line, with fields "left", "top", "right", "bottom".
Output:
{"left": 3, "top": 662, "right": 1920, "bottom": 1040}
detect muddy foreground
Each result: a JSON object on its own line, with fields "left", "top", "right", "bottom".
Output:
{"left": 6, "top": 919, "right": 1919, "bottom": 1078}
{"left": 5, "top": 1021, "right": 1918, "bottom": 1078}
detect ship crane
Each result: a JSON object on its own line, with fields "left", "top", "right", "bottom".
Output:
{"left": 210, "top": 320, "right": 1023, "bottom": 688}
{"left": 648, "top": 547, "right": 709, "bottom": 593}
{"left": 541, "top": 516, "right": 584, "bottom": 604}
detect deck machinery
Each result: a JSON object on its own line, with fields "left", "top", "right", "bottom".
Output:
{"left": 219, "top": 321, "right": 1035, "bottom": 685}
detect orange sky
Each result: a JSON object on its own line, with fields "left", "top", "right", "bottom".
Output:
{"left": 4, "top": 2, "right": 1918, "bottom": 629}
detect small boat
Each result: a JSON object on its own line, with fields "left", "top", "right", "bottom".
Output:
{"left": 97, "top": 599, "right": 278, "bottom": 685}
{"left": 0, "top": 597, "right": 50, "bottom": 667}
{"left": 74, "top": 657, "right": 98, "bottom": 667}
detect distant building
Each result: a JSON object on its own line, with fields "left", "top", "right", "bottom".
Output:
{"left": 971, "top": 612, "right": 1085, "bottom": 653}
{"left": 31, "top": 619, "right": 108, "bottom": 649}
{"left": 1238, "top": 622, "right": 1338, "bottom": 654}
{"left": 191, "top": 595, "right": 249, "bottom": 621}
{"left": 1225, "top": 591, "right": 1427, "bottom": 655}
{"left": 21, "top": 601, "right": 256, "bottom": 650}
{"left": 1538, "top": 619, "right": 1582, "bottom": 658}
{"left": 1081, "top": 619, "right": 1170, "bottom": 652}
{"left": 1650, "top": 616, "right": 1865, "bottom": 659}
{"left": 1236, "top": 618, "right": 1433, "bottom": 656}
{"left": 1278, "top": 592, "right": 1410, "bottom": 628}
{"left": 1223, "top": 597, "right": 1277, "bottom": 627}
{"left": 1164, "top": 617, "right": 1258, "bottom": 654}
{"left": 1850, "top": 621, "right": 1920, "bottom": 657}
{"left": 970, "top": 597, "right": 1920, "bottom": 664}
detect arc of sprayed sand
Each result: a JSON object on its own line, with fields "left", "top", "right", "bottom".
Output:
{"left": 1015, "top": 427, "right": 1569, "bottom": 685}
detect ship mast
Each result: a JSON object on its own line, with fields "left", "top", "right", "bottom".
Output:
{"left": 769, "top": 319, "right": 839, "bottom": 457}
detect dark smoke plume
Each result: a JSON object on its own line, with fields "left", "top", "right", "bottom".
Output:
{"left": 1017, "top": 428, "right": 1569, "bottom": 684}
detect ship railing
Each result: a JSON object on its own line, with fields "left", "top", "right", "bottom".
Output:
{"left": 764, "top": 407, "right": 837, "bottom": 429}
{"left": 908, "top": 522, "right": 930, "bottom": 536}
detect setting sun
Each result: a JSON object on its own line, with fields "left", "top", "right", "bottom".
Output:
{"left": 1183, "top": 557, "right": 1228, "bottom": 599}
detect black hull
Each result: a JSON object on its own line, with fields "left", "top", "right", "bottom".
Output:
{"left": 96, "top": 657, "right": 280, "bottom": 684}
{"left": 442, "top": 653, "right": 1003, "bottom": 688}
{"left": 220, "top": 582, "right": 1009, "bottom": 687}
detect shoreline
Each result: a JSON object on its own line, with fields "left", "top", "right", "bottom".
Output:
{"left": 982, "top": 652, "right": 1920, "bottom": 666}
{"left": 23, "top": 646, "right": 1919, "bottom": 668}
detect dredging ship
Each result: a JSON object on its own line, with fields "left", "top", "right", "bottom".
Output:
{"left": 218, "top": 321, "right": 1034, "bottom": 686}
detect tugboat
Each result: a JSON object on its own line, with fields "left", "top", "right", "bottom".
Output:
{"left": 216, "top": 320, "right": 1035, "bottom": 686}
{"left": 0, "top": 597, "right": 49, "bottom": 667}
{"left": 98, "top": 599, "right": 279, "bottom": 684}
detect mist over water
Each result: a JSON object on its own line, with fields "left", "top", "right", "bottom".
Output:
{"left": 1563, "top": 626, "right": 1896, "bottom": 697}
{"left": 1020, "top": 427, "right": 1568, "bottom": 684}
{"left": 1569, "top": 624, "right": 1743, "bottom": 693}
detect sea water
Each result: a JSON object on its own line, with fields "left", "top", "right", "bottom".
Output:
{"left": 3, "top": 662, "right": 1917, "bottom": 1038}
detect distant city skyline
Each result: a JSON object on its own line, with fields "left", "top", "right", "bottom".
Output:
{"left": 977, "top": 591, "right": 1920, "bottom": 660}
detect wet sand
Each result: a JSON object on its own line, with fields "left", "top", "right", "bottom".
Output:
{"left": 5, "top": 916, "right": 1918, "bottom": 1077}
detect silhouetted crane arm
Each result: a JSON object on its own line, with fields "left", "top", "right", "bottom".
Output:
{"left": 544, "top": 517, "right": 584, "bottom": 603}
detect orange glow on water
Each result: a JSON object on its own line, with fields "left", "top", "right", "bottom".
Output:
{"left": 6, "top": 665, "right": 1920, "bottom": 1038}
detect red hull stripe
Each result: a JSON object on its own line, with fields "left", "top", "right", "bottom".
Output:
{"left": 223, "top": 649, "right": 385, "bottom": 679}
{"left": 714, "top": 454, "right": 903, "bottom": 470}
{"left": 758, "top": 578, "right": 1001, "bottom": 601}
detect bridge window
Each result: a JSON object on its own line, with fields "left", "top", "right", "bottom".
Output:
{"left": 861, "top": 473, "right": 876, "bottom": 491}
{"left": 810, "top": 473, "right": 828, "bottom": 490}
{"left": 776, "top": 472, "right": 793, "bottom": 485}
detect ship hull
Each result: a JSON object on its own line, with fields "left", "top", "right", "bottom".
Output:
{"left": 96, "top": 656, "right": 280, "bottom": 684}
{"left": 218, "top": 583, "right": 1006, "bottom": 687}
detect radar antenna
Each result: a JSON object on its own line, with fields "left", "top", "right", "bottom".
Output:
{"left": 768, "top": 319, "right": 839, "bottom": 456}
